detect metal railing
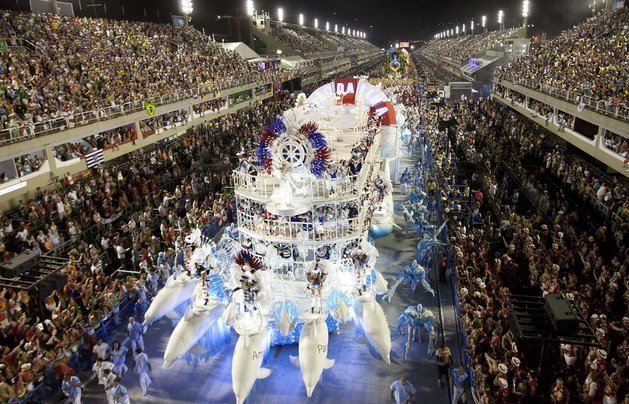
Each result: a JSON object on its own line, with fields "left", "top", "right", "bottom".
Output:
{"left": 232, "top": 171, "right": 365, "bottom": 202}
{"left": 237, "top": 210, "right": 363, "bottom": 242}
{"left": 496, "top": 77, "right": 629, "bottom": 121}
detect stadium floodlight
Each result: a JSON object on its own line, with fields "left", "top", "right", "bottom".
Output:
{"left": 326, "top": 21, "right": 330, "bottom": 31}
{"left": 522, "top": 0, "right": 530, "bottom": 18}
{"left": 462, "top": 23, "right": 466, "bottom": 33}
{"left": 395, "top": 43, "right": 399, "bottom": 48}
{"left": 277, "top": 7, "right": 283, "bottom": 22}
{"left": 299, "top": 13, "right": 304, "bottom": 26}
{"left": 246, "top": 0, "right": 254, "bottom": 16}
{"left": 180, "top": 0, "right": 193, "bottom": 15}
{"left": 353, "top": 29, "right": 356, "bottom": 36}
{"left": 342, "top": 26, "right": 346, "bottom": 34}
{"left": 481, "top": 15, "right": 487, "bottom": 27}
{"left": 314, "top": 18, "right": 318, "bottom": 29}
{"left": 471, "top": 19, "right": 474, "bottom": 32}
{"left": 455, "top": 25, "right": 459, "bottom": 35}
{"left": 498, "top": 9, "right": 504, "bottom": 24}
{"left": 334, "top": 24, "right": 338, "bottom": 33}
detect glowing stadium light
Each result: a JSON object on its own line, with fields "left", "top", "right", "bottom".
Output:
{"left": 342, "top": 26, "right": 346, "bottom": 34}
{"left": 334, "top": 24, "right": 338, "bottom": 33}
{"left": 326, "top": 21, "right": 330, "bottom": 31}
{"left": 180, "top": 0, "right": 193, "bottom": 14}
{"left": 462, "top": 23, "right": 466, "bottom": 33}
{"left": 522, "top": 0, "right": 530, "bottom": 18}
{"left": 314, "top": 18, "right": 318, "bottom": 29}
{"left": 277, "top": 7, "right": 283, "bottom": 22}
{"left": 471, "top": 19, "right": 474, "bottom": 31}
{"left": 395, "top": 43, "right": 399, "bottom": 48}
{"left": 246, "top": 0, "right": 254, "bottom": 16}
{"left": 455, "top": 25, "right": 459, "bottom": 35}
{"left": 299, "top": 13, "right": 304, "bottom": 26}
{"left": 481, "top": 15, "right": 487, "bottom": 27}
{"left": 353, "top": 29, "right": 356, "bottom": 36}
{"left": 498, "top": 9, "right": 504, "bottom": 24}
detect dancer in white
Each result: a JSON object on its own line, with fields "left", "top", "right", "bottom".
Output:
{"left": 132, "top": 348, "right": 152, "bottom": 396}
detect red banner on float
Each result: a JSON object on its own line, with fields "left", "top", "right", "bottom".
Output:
{"left": 370, "top": 100, "right": 396, "bottom": 125}
{"left": 334, "top": 78, "right": 359, "bottom": 104}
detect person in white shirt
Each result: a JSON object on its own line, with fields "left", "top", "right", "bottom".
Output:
{"left": 102, "top": 369, "right": 117, "bottom": 404}
{"left": 93, "top": 339, "right": 110, "bottom": 361}
{"left": 92, "top": 358, "right": 114, "bottom": 386}
{"left": 390, "top": 376, "right": 416, "bottom": 404}
{"left": 112, "top": 377, "right": 130, "bottom": 404}
{"left": 132, "top": 348, "right": 152, "bottom": 396}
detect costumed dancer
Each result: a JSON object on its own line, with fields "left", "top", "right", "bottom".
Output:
{"left": 126, "top": 316, "right": 144, "bottom": 352}
{"left": 306, "top": 258, "right": 328, "bottom": 314}
{"left": 352, "top": 247, "right": 369, "bottom": 295}
{"left": 112, "top": 377, "right": 130, "bottom": 404}
{"left": 110, "top": 341, "right": 128, "bottom": 376}
{"left": 132, "top": 348, "right": 152, "bottom": 396}
{"left": 61, "top": 374, "right": 82, "bottom": 404}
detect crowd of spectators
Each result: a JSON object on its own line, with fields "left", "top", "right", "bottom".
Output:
{"left": 140, "top": 109, "right": 189, "bottom": 136}
{"left": 52, "top": 124, "right": 137, "bottom": 162}
{"left": 0, "top": 11, "right": 263, "bottom": 135}
{"left": 421, "top": 28, "right": 520, "bottom": 64}
{"left": 0, "top": 95, "right": 295, "bottom": 400}
{"left": 14, "top": 152, "right": 45, "bottom": 178}
{"left": 425, "top": 98, "right": 628, "bottom": 403}
{"left": 495, "top": 7, "right": 629, "bottom": 107}
{"left": 192, "top": 98, "right": 226, "bottom": 117}
{"left": 270, "top": 27, "right": 332, "bottom": 55}
{"left": 603, "top": 131, "right": 629, "bottom": 160}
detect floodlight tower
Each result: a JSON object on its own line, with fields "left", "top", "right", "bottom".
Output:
{"left": 482, "top": 15, "right": 487, "bottom": 33}
{"left": 299, "top": 13, "right": 304, "bottom": 26}
{"left": 277, "top": 7, "right": 284, "bottom": 23}
{"left": 246, "top": 0, "right": 254, "bottom": 17}
{"left": 180, "top": 0, "right": 193, "bottom": 26}
{"left": 498, "top": 9, "right": 504, "bottom": 32}
{"left": 522, "top": 0, "right": 530, "bottom": 30}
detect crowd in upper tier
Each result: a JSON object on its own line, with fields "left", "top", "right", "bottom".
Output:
{"left": 0, "top": 11, "right": 261, "bottom": 136}
{"left": 268, "top": 26, "right": 378, "bottom": 56}
{"left": 421, "top": 28, "right": 520, "bottom": 64}
{"left": 495, "top": 7, "right": 629, "bottom": 107}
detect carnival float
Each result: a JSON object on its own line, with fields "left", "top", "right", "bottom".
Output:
{"left": 143, "top": 78, "right": 404, "bottom": 403}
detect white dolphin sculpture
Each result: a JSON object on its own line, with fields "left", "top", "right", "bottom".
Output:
{"left": 162, "top": 298, "right": 227, "bottom": 368}
{"left": 231, "top": 325, "right": 272, "bottom": 404}
{"left": 353, "top": 293, "right": 391, "bottom": 364}
{"left": 290, "top": 315, "right": 335, "bottom": 397}
{"left": 143, "top": 273, "right": 198, "bottom": 326}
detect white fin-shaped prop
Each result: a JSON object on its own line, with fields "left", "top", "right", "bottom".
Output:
{"left": 289, "top": 355, "right": 300, "bottom": 368}
{"left": 257, "top": 368, "right": 272, "bottom": 379}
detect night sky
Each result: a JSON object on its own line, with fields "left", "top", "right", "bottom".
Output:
{"left": 195, "top": 0, "right": 594, "bottom": 45}
{"left": 4, "top": 0, "right": 597, "bottom": 45}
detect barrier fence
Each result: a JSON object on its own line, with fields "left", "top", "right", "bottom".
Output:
{"left": 496, "top": 77, "right": 629, "bottom": 122}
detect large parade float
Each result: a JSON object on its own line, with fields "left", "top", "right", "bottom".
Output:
{"left": 143, "top": 78, "right": 402, "bottom": 403}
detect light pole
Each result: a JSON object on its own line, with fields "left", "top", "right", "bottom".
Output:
{"left": 498, "top": 10, "right": 504, "bottom": 32}
{"left": 277, "top": 7, "right": 283, "bottom": 23}
{"left": 299, "top": 13, "right": 304, "bottom": 26}
{"left": 522, "top": 0, "right": 530, "bottom": 29}
{"left": 314, "top": 18, "right": 318, "bottom": 29}
{"left": 246, "top": 0, "right": 254, "bottom": 17}
{"left": 334, "top": 24, "right": 338, "bottom": 33}
{"left": 180, "top": 0, "right": 193, "bottom": 26}
{"left": 482, "top": 15, "right": 487, "bottom": 33}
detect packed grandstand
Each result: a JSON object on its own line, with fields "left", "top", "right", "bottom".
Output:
{"left": 0, "top": 3, "right": 627, "bottom": 404}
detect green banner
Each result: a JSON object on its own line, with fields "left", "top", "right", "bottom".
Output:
{"left": 144, "top": 101, "right": 157, "bottom": 116}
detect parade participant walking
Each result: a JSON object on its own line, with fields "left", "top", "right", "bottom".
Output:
{"left": 112, "top": 377, "right": 130, "bottom": 404}
{"left": 92, "top": 357, "right": 114, "bottom": 386}
{"left": 102, "top": 369, "right": 117, "bottom": 404}
{"left": 390, "top": 375, "right": 416, "bottom": 404}
{"left": 61, "top": 374, "right": 83, "bottom": 404}
{"left": 110, "top": 341, "right": 129, "bottom": 376}
{"left": 132, "top": 348, "right": 152, "bottom": 396}
{"left": 126, "top": 316, "right": 145, "bottom": 352}
{"left": 452, "top": 366, "right": 468, "bottom": 403}
{"left": 436, "top": 343, "right": 452, "bottom": 387}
